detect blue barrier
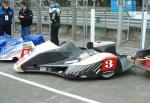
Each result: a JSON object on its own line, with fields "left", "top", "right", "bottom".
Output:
{"left": 111, "top": 0, "right": 136, "bottom": 12}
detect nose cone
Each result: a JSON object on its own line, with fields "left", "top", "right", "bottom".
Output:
{"left": 14, "top": 63, "right": 24, "bottom": 72}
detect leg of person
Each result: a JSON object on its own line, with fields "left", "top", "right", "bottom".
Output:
{"left": 21, "top": 26, "right": 26, "bottom": 41}
{"left": 54, "top": 26, "right": 59, "bottom": 45}
{"left": 24, "top": 26, "right": 30, "bottom": 35}
{"left": 0, "top": 25, "right": 5, "bottom": 35}
{"left": 50, "top": 23, "right": 59, "bottom": 45}
{"left": 50, "top": 23, "right": 56, "bottom": 44}
{"left": 5, "top": 25, "right": 11, "bottom": 36}
{"left": 22, "top": 26, "right": 31, "bottom": 41}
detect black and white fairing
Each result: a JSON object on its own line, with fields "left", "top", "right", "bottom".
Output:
{"left": 14, "top": 41, "right": 133, "bottom": 79}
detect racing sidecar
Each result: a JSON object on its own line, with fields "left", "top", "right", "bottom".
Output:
{"left": 14, "top": 41, "right": 133, "bottom": 79}
{"left": 133, "top": 49, "right": 150, "bottom": 72}
{"left": 0, "top": 34, "right": 44, "bottom": 61}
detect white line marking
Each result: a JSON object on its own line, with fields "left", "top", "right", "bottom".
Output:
{"left": 0, "top": 71, "right": 101, "bottom": 103}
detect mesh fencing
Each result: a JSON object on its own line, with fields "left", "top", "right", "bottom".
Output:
{"left": 8, "top": 0, "right": 146, "bottom": 52}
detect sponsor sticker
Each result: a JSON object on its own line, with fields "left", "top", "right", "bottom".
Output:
{"left": 2, "top": 49, "right": 21, "bottom": 60}
{"left": 40, "top": 67, "right": 47, "bottom": 71}
{"left": 81, "top": 75, "right": 87, "bottom": 78}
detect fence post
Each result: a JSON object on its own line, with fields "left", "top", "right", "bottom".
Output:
{"left": 82, "top": 0, "right": 88, "bottom": 47}
{"left": 71, "top": 0, "right": 77, "bottom": 40}
{"left": 12, "top": 1, "right": 15, "bottom": 37}
{"left": 117, "top": 0, "right": 123, "bottom": 46}
{"left": 37, "top": 0, "right": 42, "bottom": 34}
{"left": 85, "top": 0, "right": 88, "bottom": 43}
{"left": 141, "top": 0, "right": 146, "bottom": 49}
{"left": 91, "top": 0, "right": 96, "bottom": 42}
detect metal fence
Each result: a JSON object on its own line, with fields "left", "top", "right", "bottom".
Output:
{"left": 8, "top": 0, "right": 149, "bottom": 51}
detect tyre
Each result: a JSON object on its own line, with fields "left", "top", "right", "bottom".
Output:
{"left": 101, "top": 71, "right": 115, "bottom": 79}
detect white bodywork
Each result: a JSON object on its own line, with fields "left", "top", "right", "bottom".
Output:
{"left": 14, "top": 41, "right": 60, "bottom": 72}
{"left": 92, "top": 41, "right": 116, "bottom": 48}
{"left": 72, "top": 53, "right": 117, "bottom": 65}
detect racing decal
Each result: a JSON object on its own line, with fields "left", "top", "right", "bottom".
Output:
{"left": 101, "top": 58, "right": 117, "bottom": 72}
{"left": 20, "top": 42, "right": 35, "bottom": 58}
{"left": 20, "top": 48, "right": 32, "bottom": 58}
{"left": 22, "top": 43, "right": 33, "bottom": 48}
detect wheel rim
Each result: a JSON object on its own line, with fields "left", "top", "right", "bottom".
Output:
{"left": 101, "top": 71, "right": 115, "bottom": 78}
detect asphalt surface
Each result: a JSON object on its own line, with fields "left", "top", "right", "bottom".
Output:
{"left": 0, "top": 61, "right": 150, "bottom": 103}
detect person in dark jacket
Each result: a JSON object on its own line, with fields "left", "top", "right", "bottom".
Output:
{"left": 0, "top": 0, "right": 13, "bottom": 36}
{"left": 48, "top": 0, "right": 61, "bottom": 45}
{"left": 18, "top": 1, "right": 33, "bottom": 41}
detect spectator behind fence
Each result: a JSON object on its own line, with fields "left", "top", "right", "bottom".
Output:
{"left": 0, "top": 0, "right": 13, "bottom": 36}
{"left": 48, "top": 0, "right": 61, "bottom": 45}
{"left": 18, "top": 0, "right": 33, "bottom": 41}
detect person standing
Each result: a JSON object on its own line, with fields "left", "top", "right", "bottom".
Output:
{"left": 18, "top": 0, "right": 33, "bottom": 41}
{"left": 48, "top": 0, "right": 61, "bottom": 45}
{"left": 0, "top": 0, "right": 13, "bottom": 36}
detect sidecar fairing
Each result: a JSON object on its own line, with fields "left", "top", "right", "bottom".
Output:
{"left": 14, "top": 41, "right": 133, "bottom": 79}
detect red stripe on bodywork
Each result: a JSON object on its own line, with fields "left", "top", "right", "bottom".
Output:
{"left": 20, "top": 48, "right": 32, "bottom": 58}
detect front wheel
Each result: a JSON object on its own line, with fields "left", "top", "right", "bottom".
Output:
{"left": 101, "top": 71, "right": 115, "bottom": 79}
{"left": 101, "top": 57, "right": 118, "bottom": 79}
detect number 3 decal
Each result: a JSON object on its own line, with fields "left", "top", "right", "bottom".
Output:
{"left": 105, "top": 60, "right": 113, "bottom": 68}
{"left": 102, "top": 58, "right": 117, "bottom": 72}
